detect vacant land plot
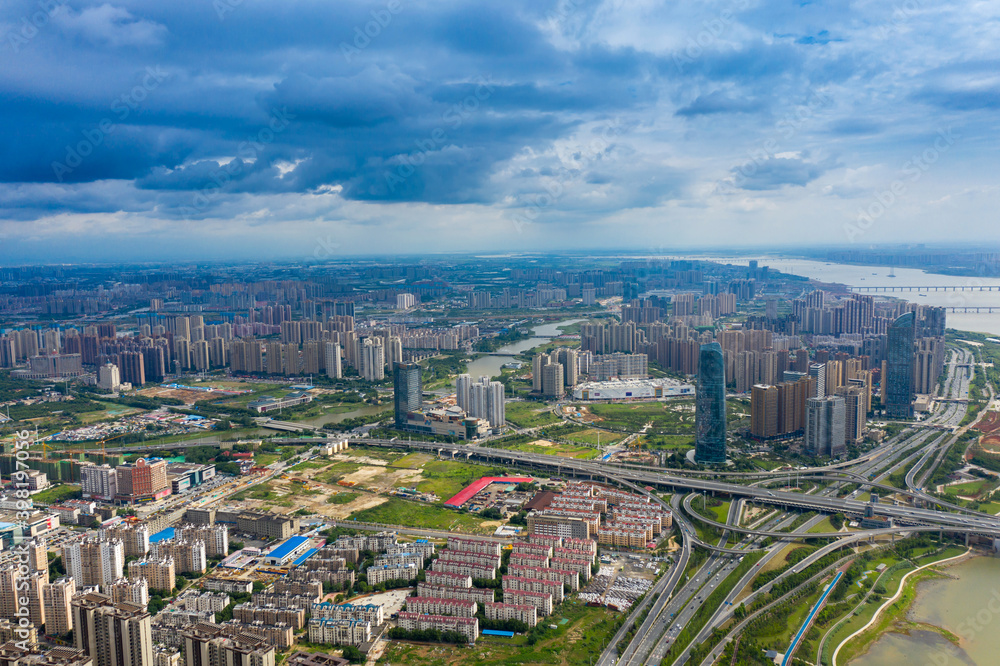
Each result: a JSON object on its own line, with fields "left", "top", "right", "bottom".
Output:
{"left": 584, "top": 401, "right": 694, "bottom": 434}
{"left": 349, "top": 497, "right": 496, "bottom": 533}
{"left": 509, "top": 440, "right": 600, "bottom": 460}
{"left": 506, "top": 402, "right": 562, "bottom": 428}
{"left": 563, "top": 428, "right": 624, "bottom": 446}
{"left": 31, "top": 484, "right": 82, "bottom": 504}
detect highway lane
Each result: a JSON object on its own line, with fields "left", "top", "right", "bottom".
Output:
{"left": 697, "top": 553, "right": 855, "bottom": 666}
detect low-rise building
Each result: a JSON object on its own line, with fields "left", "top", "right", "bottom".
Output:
{"left": 416, "top": 583, "right": 494, "bottom": 605}
{"left": 307, "top": 618, "right": 372, "bottom": 646}
{"left": 310, "top": 601, "right": 384, "bottom": 625}
{"left": 485, "top": 601, "right": 537, "bottom": 628}
{"left": 396, "top": 612, "right": 478, "bottom": 644}
{"left": 424, "top": 570, "right": 472, "bottom": 588}
{"left": 365, "top": 563, "right": 418, "bottom": 586}
{"left": 494, "top": 589, "right": 552, "bottom": 616}
{"left": 404, "top": 596, "right": 477, "bottom": 618}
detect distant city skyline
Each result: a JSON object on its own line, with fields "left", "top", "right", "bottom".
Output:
{"left": 3, "top": 1, "right": 1000, "bottom": 261}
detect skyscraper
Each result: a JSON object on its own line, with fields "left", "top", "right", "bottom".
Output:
{"left": 324, "top": 342, "right": 342, "bottom": 378}
{"left": 750, "top": 384, "right": 779, "bottom": 439}
{"left": 393, "top": 362, "right": 422, "bottom": 427}
{"left": 695, "top": 342, "right": 726, "bottom": 464}
{"left": 885, "top": 312, "right": 915, "bottom": 419}
{"left": 805, "top": 396, "right": 847, "bottom": 457}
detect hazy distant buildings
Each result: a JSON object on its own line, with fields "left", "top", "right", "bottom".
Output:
{"left": 695, "top": 342, "right": 726, "bottom": 464}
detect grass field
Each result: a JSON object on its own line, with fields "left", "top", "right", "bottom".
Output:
{"left": 254, "top": 452, "right": 281, "bottom": 467}
{"left": 808, "top": 517, "right": 836, "bottom": 534}
{"left": 327, "top": 492, "right": 360, "bottom": 505}
{"left": 583, "top": 401, "right": 694, "bottom": 434}
{"left": 349, "top": 497, "right": 494, "bottom": 533}
{"left": 287, "top": 460, "right": 331, "bottom": 472}
{"left": 413, "top": 460, "right": 498, "bottom": 500}
{"left": 393, "top": 452, "right": 434, "bottom": 469}
{"left": 563, "top": 428, "right": 624, "bottom": 446}
{"left": 506, "top": 402, "right": 562, "bottom": 428}
{"left": 377, "top": 599, "right": 622, "bottom": 666}
{"left": 641, "top": 434, "right": 695, "bottom": 450}
{"left": 508, "top": 441, "right": 600, "bottom": 459}
{"left": 943, "top": 479, "right": 989, "bottom": 497}
{"left": 31, "top": 484, "right": 81, "bottom": 504}
{"left": 314, "top": 461, "right": 366, "bottom": 484}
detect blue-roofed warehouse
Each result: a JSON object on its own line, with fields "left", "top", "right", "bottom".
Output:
{"left": 263, "top": 535, "right": 310, "bottom": 565}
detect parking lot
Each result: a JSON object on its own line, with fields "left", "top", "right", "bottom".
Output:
{"left": 578, "top": 555, "right": 661, "bottom": 611}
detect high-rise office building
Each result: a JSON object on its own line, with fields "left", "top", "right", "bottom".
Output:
{"left": 393, "top": 362, "right": 422, "bottom": 427}
{"left": 885, "top": 312, "right": 916, "bottom": 419}
{"left": 695, "top": 342, "right": 727, "bottom": 463}
{"left": 805, "top": 396, "right": 846, "bottom": 457}
{"left": 808, "top": 363, "right": 827, "bottom": 398}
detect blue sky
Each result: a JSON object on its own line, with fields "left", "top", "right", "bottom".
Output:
{"left": 1, "top": 0, "right": 998, "bottom": 261}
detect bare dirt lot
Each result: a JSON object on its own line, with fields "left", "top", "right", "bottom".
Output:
{"left": 138, "top": 385, "right": 233, "bottom": 405}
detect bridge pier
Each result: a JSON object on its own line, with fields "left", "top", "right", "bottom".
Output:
{"left": 966, "top": 532, "right": 970, "bottom": 547}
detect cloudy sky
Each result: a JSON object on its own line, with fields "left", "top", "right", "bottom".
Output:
{"left": 1, "top": 0, "right": 999, "bottom": 262}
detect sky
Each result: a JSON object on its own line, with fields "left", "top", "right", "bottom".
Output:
{"left": 1, "top": 0, "right": 1000, "bottom": 262}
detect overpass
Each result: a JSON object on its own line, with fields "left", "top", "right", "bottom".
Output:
{"left": 348, "top": 437, "right": 1000, "bottom": 535}
{"left": 849, "top": 285, "right": 1000, "bottom": 292}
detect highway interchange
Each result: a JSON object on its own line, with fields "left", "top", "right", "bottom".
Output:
{"left": 104, "top": 346, "right": 995, "bottom": 665}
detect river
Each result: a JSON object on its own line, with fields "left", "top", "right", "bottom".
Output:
{"left": 676, "top": 255, "right": 1000, "bottom": 337}
{"left": 463, "top": 318, "right": 586, "bottom": 381}
{"left": 850, "top": 556, "right": 1000, "bottom": 665}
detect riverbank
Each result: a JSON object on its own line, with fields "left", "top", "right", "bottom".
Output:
{"left": 833, "top": 548, "right": 975, "bottom": 665}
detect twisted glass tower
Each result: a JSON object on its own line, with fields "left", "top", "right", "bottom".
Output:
{"left": 695, "top": 342, "right": 727, "bottom": 464}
